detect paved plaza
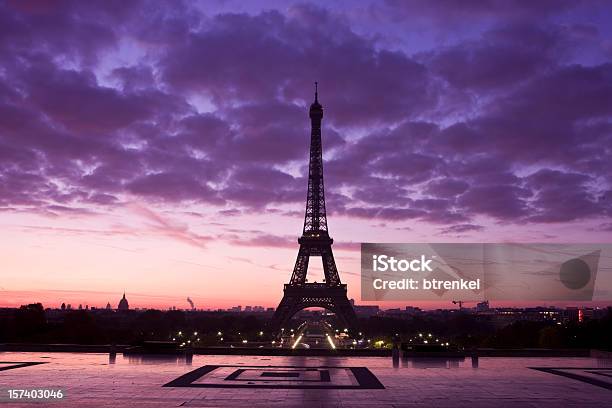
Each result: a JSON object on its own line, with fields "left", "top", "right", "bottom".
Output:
{"left": 0, "top": 352, "right": 610, "bottom": 407}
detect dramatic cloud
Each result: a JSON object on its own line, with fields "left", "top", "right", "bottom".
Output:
{"left": 438, "top": 224, "right": 484, "bottom": 236}
{"left": 0, "top": 0, "right": 611, "bottom": 234}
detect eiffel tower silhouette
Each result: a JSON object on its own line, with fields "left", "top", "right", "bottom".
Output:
{"left": 270, "top": 83, "right": 357, "bottom": 333}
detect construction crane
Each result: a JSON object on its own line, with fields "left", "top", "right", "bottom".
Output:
{"left": 452, "top": 300, "right": 490, "bottom": 312}
{"left": 452, "top": 300, "right": 464, "bottom": 310}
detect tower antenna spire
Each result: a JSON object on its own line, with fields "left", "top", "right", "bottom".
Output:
{"left": 314, "top": 81, "right": 318, "bottom": 103}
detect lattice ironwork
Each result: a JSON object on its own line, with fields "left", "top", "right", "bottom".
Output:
{"left": 303, "top": 88, "right": 328, "bottom": 235}
{"left": 271, "top": 84, "right": 357, "bottom": 333}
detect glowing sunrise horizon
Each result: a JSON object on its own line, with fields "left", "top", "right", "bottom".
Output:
{"left": 1, "top": 1, "right": 612, "bottom": 311}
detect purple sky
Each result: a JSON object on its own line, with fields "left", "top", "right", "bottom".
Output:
{"left": 1, "top": 0, "right": 611, "bottom": 309}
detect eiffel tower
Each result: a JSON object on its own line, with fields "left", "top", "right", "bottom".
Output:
{"left": 270, "top": 83, "right": 358, "bottom": 333}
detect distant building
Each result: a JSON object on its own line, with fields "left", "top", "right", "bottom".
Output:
{"left": 565, "top": 307, "right": 581, "bottom": 322}
{"left": 106, "top": 302, "right": 112, "bottom": 310}
{"left": 350, "top": 299, "right": 380, "bottom": 317}
{"left": 582, "top": 308, "right": 594, "bottom": 320}
{"left": 383, "top": 308, "right": 402, "bottom": 318}
{"left": 476, "top": 300, "right": 490, "bottom": 312}
{"left": 354, "top": 305, "right": 380, "bottom": 317}
{"left": 118, "top": 293, "right": 129, "bottom": 311}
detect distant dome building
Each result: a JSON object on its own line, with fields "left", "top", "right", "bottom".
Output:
{"left": 118, "top": 293, "right": 129, "bottom": 311}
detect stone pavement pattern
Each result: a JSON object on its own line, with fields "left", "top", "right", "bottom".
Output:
{"left": 0, "top": 352, "right": 611, "bottom": 407}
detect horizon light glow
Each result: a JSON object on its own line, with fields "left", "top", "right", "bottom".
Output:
{"left": 1, "top": 1, "right": 612, "bottom": 311}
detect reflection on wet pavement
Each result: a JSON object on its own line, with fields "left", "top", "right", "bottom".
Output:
{"left": 0, "top": 352, "right": 610, "bottom": 407}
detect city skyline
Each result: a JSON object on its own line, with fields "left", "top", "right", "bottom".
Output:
{"left": 17, "top": 295, "right": 610, "bottom": 314}
{"left": 2, "top": 1, "right": 612, "bottom": 310}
